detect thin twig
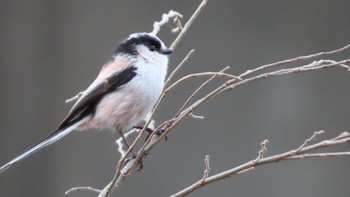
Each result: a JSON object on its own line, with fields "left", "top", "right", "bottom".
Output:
{"left": 65, "top": 187, "right": 101, "bottom": 195}
{"left": 175, "top": 66, "right": 230, "bottom": 117}
{"left": 254, "top": 139, "right": 269, "bottom": 163}
{"left": 164, "top": 49, "right": 196, "bottom": 87}
{"left": 151, "top": 10, "right": 183, "bottom": 35}
{"left": 65, "top": 91, "right": 84, "bottom": 103}
{"left": 331, "top": 131, "right": 350, "bottom": 140}
{"left": 165, "top": 72, "right": 241, "bottom": 94}
{"left": 189, "top": 113, "right": 204, "bottom": 119}
{"left": 295, "top": 130, "right": 324, "bottom": 152}
{"left": 222, "top": 59, "right": 350, "bottom": 94}
{"left": 201, "top": 155, "right": 210, "bottom": 182}
{"left": 239, "top": 43, "right": 350, "bottom": 78}
{"left": 170, "top": 0, "right": 208, "bottom": 50}
{"left": 287, "top": 152, "right": 350, "bottom": 159}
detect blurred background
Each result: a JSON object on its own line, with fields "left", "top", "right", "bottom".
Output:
{"left": 0, "top": 0, "right": 349, "bottom": 196}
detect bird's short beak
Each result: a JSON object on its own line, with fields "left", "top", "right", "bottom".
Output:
{"left": 160, "top": 48, "right": 173, "bottom": 55}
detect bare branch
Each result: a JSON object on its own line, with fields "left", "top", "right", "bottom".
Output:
{"left": 239, "top": 43, "right": 350, "bottom": 78}
{"left": 169, "top": 58, "right": 350, "bottom": 120}
{"left": 171, "top": 131, "right": 350, "bottom": 197}
{"left": 223, "top": 59, "right": 350, "bottom": 94}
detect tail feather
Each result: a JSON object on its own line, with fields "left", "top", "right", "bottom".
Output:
{"left": 0, "top": 118, "right": 86, "bottom": 173}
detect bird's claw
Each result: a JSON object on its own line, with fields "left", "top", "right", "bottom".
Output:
{"left": 133, "top": 125, "right": 168, "bottom": 141}
{"left": 124, "top": 153, "right": 144, "bottom": 171}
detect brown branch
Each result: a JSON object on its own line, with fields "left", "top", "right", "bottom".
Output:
{"left": 239, "top": 43, "right": 350, "bottom": 78}
{"left": 168, "top": 59, "right": 350, "bottom": 124}
{"left": 221, "top": 59, "right": 350, "bottom": 94}
{"left": 171, "top": 131, "right": 350, "bottom": 197}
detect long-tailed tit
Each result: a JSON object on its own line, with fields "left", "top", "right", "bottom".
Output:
{"left": 0, "top": 32, "right": 173, "bottom": 173}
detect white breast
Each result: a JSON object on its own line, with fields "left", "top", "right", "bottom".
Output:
{"left": 89, "top": 53, "right": 168, "bottom": 132}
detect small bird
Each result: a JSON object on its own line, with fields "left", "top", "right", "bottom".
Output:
{"left": 0, "top": 32, "right": 173, "bottom": 173}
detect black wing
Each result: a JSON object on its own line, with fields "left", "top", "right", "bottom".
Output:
{"left": 58, "top": 66, "right": 137, "bottom": 129}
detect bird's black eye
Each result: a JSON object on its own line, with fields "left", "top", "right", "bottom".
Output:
{"left": 149, "top": 45, "right": 156, "bottom": 52}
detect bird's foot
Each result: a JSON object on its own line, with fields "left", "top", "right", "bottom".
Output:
{"left": 133, "top": 125, "right": 167, "bottom": 141}
{"left": 124, "top": 153, "right": 144, "bottom": 171}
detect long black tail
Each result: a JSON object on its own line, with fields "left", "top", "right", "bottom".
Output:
{"left": 0, "top": 118, "right": 86, "bottom": 173}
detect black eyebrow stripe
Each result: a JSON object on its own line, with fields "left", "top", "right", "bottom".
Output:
{"left": 113, "top": 34, "right": 162, "bottom": 55}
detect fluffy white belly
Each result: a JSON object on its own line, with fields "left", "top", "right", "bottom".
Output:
{"left": 78, "top": 54, "right": 168, "bottom": 133}
{"left": 90, "top": 71, "right": 164, "bottom": 132}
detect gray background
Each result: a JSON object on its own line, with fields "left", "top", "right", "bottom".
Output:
{"left": 0, "top": 1, "right": 349, "bottom": 197}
